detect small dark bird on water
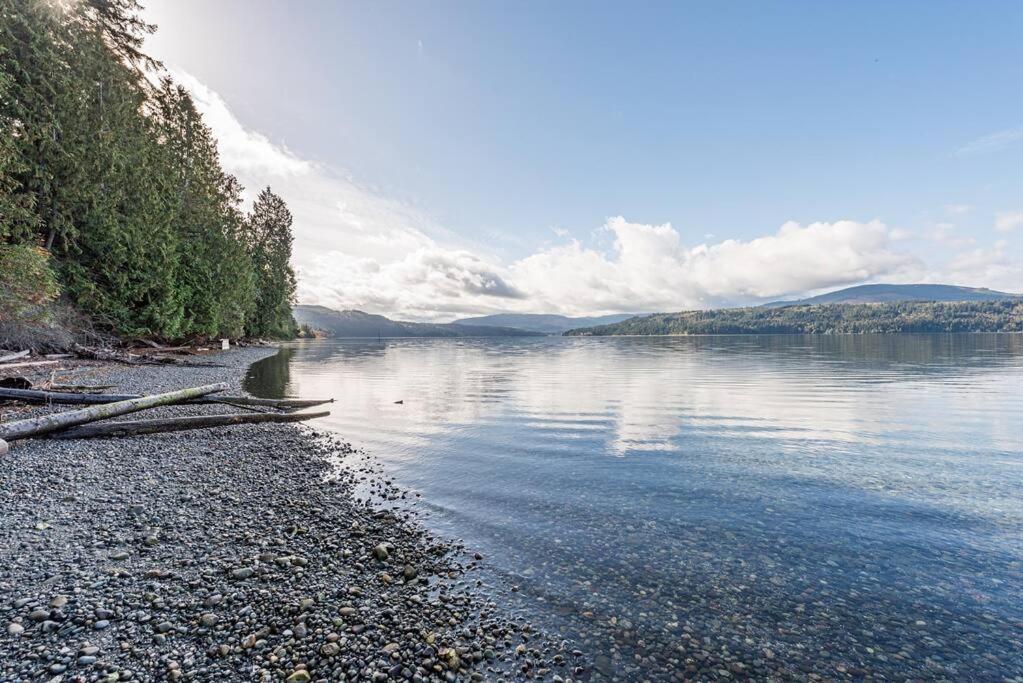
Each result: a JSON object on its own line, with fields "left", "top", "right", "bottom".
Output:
{"left": 394, "top": 400, "right": 404, "bottom": 404}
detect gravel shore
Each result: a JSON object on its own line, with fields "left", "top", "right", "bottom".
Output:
{"left": 0, "top": 349, "right": 580, "bottom": 682}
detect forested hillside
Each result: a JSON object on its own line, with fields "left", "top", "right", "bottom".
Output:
{"left": 566, "top": 301, "right": 1023, "bottom": 336}
{"left": 293, "top": 305, "right": 541, "bottom": 338}
{"left": 762, "top": 283, "right": 1020, "bottom": 307}
{"left": 0, "top": 0, "right": 297, "bottom": 342}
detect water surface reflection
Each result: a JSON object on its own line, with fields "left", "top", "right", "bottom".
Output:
{"left": 246, "top": 335, "right": 1023, "bottom": 679}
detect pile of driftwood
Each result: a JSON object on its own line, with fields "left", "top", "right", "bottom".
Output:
{"left": 72, "top": 342, "right": 228, "bottom": 367}
{"left": 1, "top": 340, "right": 230, "bottom": 369}
{"left": 0, "top": 384, "right": 332, "bottom": 455}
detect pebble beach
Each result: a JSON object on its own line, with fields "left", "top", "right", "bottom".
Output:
{"left": 0, "top": 348, "right": 579, "bottom": 682}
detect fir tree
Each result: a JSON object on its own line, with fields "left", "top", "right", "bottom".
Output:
{"left": 152, "top": 80, "right": 256, "bottom": 337}
{"left": 243, "top": 187, "right": 298, "bottom": 338}
{"left": 1, "top": 0, "right": 294, "bottom": 341}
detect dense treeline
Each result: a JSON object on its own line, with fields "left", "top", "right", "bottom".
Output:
{"left": 0, "top": 0, "right": 297, "bottom": 340}
{"left": 566, "top": 301, "right": 1023, "bottom": 336}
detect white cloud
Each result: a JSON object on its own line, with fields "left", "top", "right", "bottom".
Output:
{"left": 508, "top": 217, "right": 920, "bottom": 315}
{"left": 174, "top": 69, "right": 476, "bottom": 308}
{"left": 172, "top": 70, "right": 1015, "bottom": 321}
{"left": 297, "top": 213, "right": 920, "bottom": 320}
{"left": 994, "top": 211, "right": 1023, "bottom": 233}
{"left": 298, "top": 247, "right": 524, "bottom": 320}
{"left": 928, "top": 222, "right": 976, "bottom": 248}
{"left": 955, "top": 126, "right": 1023, "bottom": 156}
{"left": 944, "top": 203, "right": 971, "bottom": 216}
{"left": 942, "top": 240, "right": 1023, "bottom": 293}
{"left": 171, "top": 70, "right": 311, "bottom": 178}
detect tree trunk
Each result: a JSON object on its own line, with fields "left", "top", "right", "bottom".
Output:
{"left": 0, "top": 350, "right": 30, "bottom": 363}
{"left": 0, "top": 387, "right": 331, "bottom": 412}
{"left": 0, "top": 383, "right": 228, "bottom": 443}
{"left": 47, "top": 410, "right": 329, "bottom": 440}
{"left": 0, "top": 360, "right": 59, "bottom": 370}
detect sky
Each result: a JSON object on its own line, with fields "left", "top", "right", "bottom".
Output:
{"left": 141, "top": 0, "right": 1023, "bottom": 321}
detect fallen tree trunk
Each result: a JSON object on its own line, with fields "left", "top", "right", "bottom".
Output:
{"left": 189, "top": 396, "right": 333, "bottom": 412}
{"left": 71, "top": 344, "right": 135, "bottom": 364}
{"left": 0, "top": 388, "right": 100, "bottom": 404}
{"left": 0, "top": 383, "right": 228, "bottom": 447}
{"left": 72, "top": 344, "right": 223, "bottom": 368}
{"left": 0, "top": 360, "right": 59, "bottom": 370}
{"left": 207, "top": 397, "right": 332, "bottom": 411}
{"left": 46, "top": 409, "right": 329, "bottom": 440}
{"left": 0, "top": 350, "right": 30, "bottom": 363}
{"left": 0, "top": 387, "right": 331, "bottom": 411}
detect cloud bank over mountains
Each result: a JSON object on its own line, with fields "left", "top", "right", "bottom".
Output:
{"left": 178, "top": 71, "right": 1020, "bottom": 321}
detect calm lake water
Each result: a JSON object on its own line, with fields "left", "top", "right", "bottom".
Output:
{"left": 246, "top": 335, "right": 1023, "bottom": 680}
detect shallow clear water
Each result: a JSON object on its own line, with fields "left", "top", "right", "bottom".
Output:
{"left": 246, "top": 335, "right": 1023, "bottom": 680}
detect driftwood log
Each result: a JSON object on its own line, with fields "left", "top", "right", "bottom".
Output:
{"left": 0, "top": 382, "right": 228, "bottom": 454}
{"left": 0, "top": 360, "right": 59, "bottom": 370}
{"left": 72, "top": 344, "right": 224, "bottom": 368}
{"left": 0, "top": 350, "right": 30, "bottom": 363}
{"left": 46, "top": 410, "right": 329, "bottom": 440}
{"left": 0, "top": 387, "right": 331, "bottom": 412}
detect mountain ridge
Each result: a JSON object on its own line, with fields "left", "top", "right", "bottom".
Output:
{"left": 763, "top": 283, "right": 1020, "bottom": 307}
{"left": 292, "top": 305, "right": 542, "bottom": 338}
{"left": 565, "top": 300, "right": 1023, "bottom": 336}
{"left": 452, "top": 312, "right": 638, "bottom": 334}
{"left": 296, "top": 284, "right": 1023, "bottom": 338}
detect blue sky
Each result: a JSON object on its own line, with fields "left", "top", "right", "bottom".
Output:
{"left": 143, "top": 1, "right": 1023, "bottom": 319}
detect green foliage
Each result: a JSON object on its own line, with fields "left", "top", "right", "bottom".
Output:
{"left": 0, "top": 0, "right": 297, "bottom": 341}
{"left": 0, "top": 45, "right": 34, "bottom": 237}
{"left": 567, "top": 301, "right": 1023, "bottom": 336}
{"left": 150, "top": 79, "right": 257, "bottom": 338}
{"left": 243, "top": 187, "right": 298, "bottom": 338}
{"left": 0, "top": 243, "right": 59, "bottom": 321}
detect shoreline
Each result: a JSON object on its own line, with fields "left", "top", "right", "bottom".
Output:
{"left": 0, "top": 348, "right": 578, "bottom": 682}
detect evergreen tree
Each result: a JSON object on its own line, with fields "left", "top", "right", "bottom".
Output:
{"left": 0, "top": 0, "right": 72, "bottom": 244}
{"left": 152, "top": 79, "right": 256, "bottom": 338}
{"left": 0, "top": 0, "right": 294, "bottom": 341}
{"left": 56, "top": 25, "right": 183, "bottom": 336}
{"left": 243, "top": 187, "right": 298, "bottom": 338}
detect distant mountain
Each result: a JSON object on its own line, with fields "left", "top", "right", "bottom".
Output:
{"left": 763, "top": 283, "right": 1021, "bottom": 307}
{"left": 292, "top": 305, "right": 541, "bottom": 338}
{"left": 453, "top": 313, "right": 638, "bottom": 334}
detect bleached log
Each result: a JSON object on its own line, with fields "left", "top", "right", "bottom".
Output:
{"left": 0, "top": 350, "right": 30, "bottom": 363}
{"left": 0, "top": 383, "right": 228, "bottom": 443}
{"left": 0, "top": 387, "right": 331, "bottom": 412}
{"left": 0, "top": 360, "right": 58, "bottom": 370}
